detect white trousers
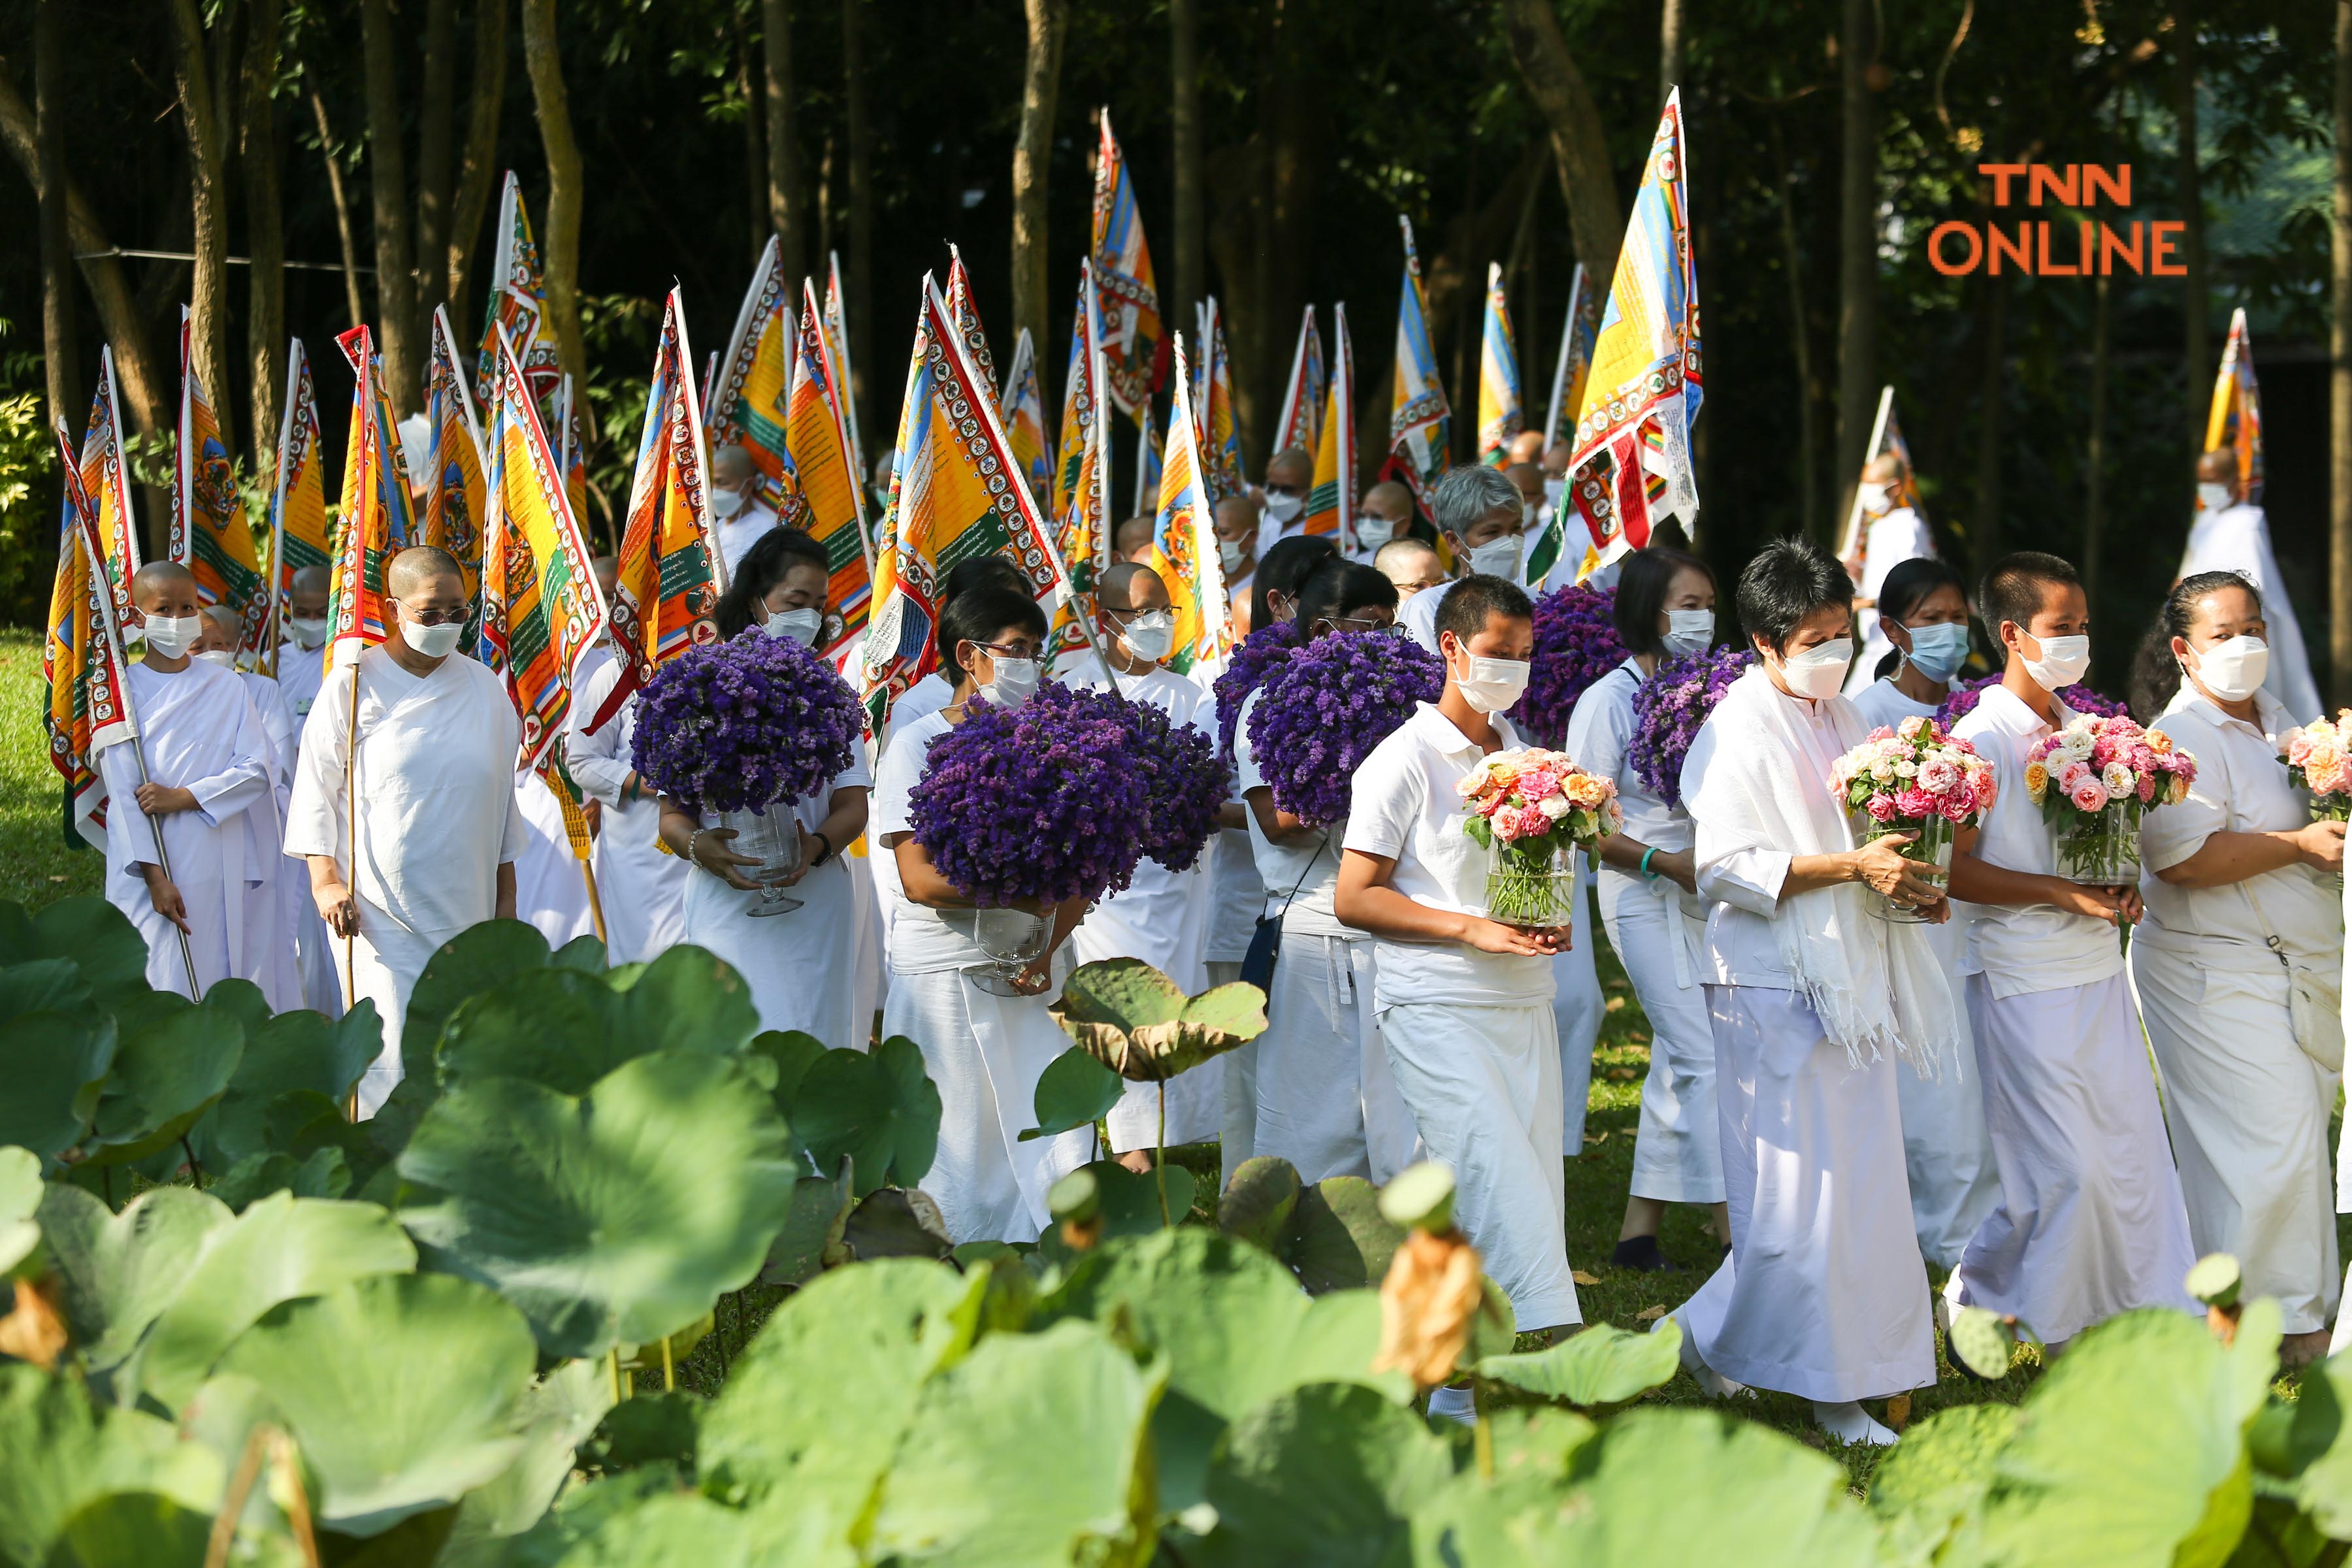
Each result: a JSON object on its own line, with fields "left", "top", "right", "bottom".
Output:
{"left": 683, "top": 858, "right": 864, "bottom": 1054}
{"left": 1250, "top": 931, "right": 1417, "bottom": 1184}
{"left": 1380, "top": 1000, "right": 1579, "bottom": 1333}
{"left": 1209, "top": 960, "right": 1257, "bottom": 1190}
{"left": 1595, "top": 871, "right": 1723, "bottom": 1205}
{"left": 2134, "top": 945, "right": 2340, "bottom": 1334}
{"left": 1678, "top": 986, "right": 1935, "bottom": 1402}
{"left": 1551, "top": 868, "right": 1603, "bottom": 1151}
{"left": 348, "top": 902, "right": 452, "bottom": 1117}
{"left": 1947, "top": 972, "right": 2198, "bottom": 1345}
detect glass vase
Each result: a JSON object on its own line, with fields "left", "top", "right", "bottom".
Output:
{"left": 1483, "top": 837, "right": 1578, "bottom": 930}
{"left": 966, "top": 907, "right": 1053, "bottom": 996}
{"left": 2055, "top": 801, "right": 2142, "bottom": 886}
{"left": 719, "top": 805, "right": 804, "bottom": 916}
{"left": 1864, "top": 813, "right": 1955, "bottom": 924}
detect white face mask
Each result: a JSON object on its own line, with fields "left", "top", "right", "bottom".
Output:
{"left": 1467, "top": 534, "right": 1523, "bottom": 582}
{"left": 2197, "top": 482, "right": 2235, "bottom": 514}
{"left": 2185, "top": 634, "right": 2268, "bottom": 703}
{"left": 195, "top": 649, "right": 237, "bottom": 669}
{"left": 1778, "top": 638, "right": 1852, "bottom": 700}
{"left": 1901, "top": 621, "right": 1972, "bottom": 683}
{"left": 979, "top": 656, "right": 1040, "bottom": 710}
{"left": 141, "top": 615, "right": 203, "bottom": 659}
{"left": 1543, "top": 477, "right": 1565, "bottom": 506}
{"left": 1859, "top": 482, "right": 1892, "bottom": 513}
{"left": 710, "top": 487, "right": 746, "bottom": 520}
{"left": 1450, "top": 649, "right": 1530, "bottom": 715}
{"left": 1354, "top": 514, "right": 1398, "bottom": 551}
{"left": 1218, "top": 538, "right": 1249, "bottom": 574}
{"left": 1263, "top": 491, "right": 1303, "bottom": 524}
{"left": 1661, "top": 608, "right": 1714, "bottom": 658}
{"left": 764, "top": 606, "right": 823, "bottom": 647}
{"left": 289, "top": 615, "right": 329, "bottom": 649}
{"left": 1118, "top": 610, "right": 1177, "bottom": 662}
{"left": 399, "top": 617, "right": 464, "bottom": 660}
{"left": 1521, "top": 502, "right": 1541, "bottom": 531}
{"left": 2017, "top": 630, "right": 2091, "bottom": 691}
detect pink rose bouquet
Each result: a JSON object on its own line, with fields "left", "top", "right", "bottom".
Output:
{"left": 1456, "top": 746, "right": 1622, "bottom": 928}
{"left": 2024, "top": 712, "right": 2196, "bottom": 882}
{"left": 2286, "top": 713, "right": 2352, "bottom": 823}
{"left": 1828, "top": 715, "right": 1995, "bottom": 920}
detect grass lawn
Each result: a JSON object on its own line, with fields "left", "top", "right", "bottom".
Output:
{"left": 1, "top": 627, "right": 105, "bottom": 913}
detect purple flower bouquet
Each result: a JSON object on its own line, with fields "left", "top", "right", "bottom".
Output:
{"left": 909, "top": 694, "right": 1149, "bottom": 906}
{"left": 1631, "top": 647, "right": 1756, "bottom": 807}
{"left": 1511, "top": 585, "right": 1627, "bottom": 747}
{"left": 630, "top": 630, "right": 862, "bottom": 813}
{"left": 1248, "top": 632, "right": 1443, "bottom": 825}
{"left": 1033, "top": 682, "right": 1224, "bottom": 872}
{"left": 1213, "top": 620, "right": 1303, "bottom": 764}
{"left": 1938, "top": 673, "right": 2128, "bottom": 729}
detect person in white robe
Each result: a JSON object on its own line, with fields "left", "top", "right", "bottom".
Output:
{"left": 196, "top": 608, "right": 302, "bottom": 1012}
{"left": 286, "top": 547, "right": 525, "bottom": 1115}
{"left": 1337, "top": 568, "right": 1584, "bottom": 1403}
{"left": 2127, "top": 571, "right": 2344, "bottom": 1365}
{"left": 655, "top": 530, "right": 874, "bottom": 1051}
{"left": 709, "top": 444, "right": 781, "bottom": 578}
{"left": 1840, "top": 453, "right": 1938, "bottom": 696}
{"left": 1252, "top": 446, "right": 1313, "bottom": 559}
{"left": 98, "top": 564, "right": 283, "bottom": 1003}
{"left": 1063, "top": 564, "right": 1223, "bottom": 1156}
{"left": 1947, "top": 550, "right": 2197, "bottom": 1346}
{"left": 1213, "top": 497, "right": 1262, "bottom": 641}
{"left": 874, "top": 585, "right": 1094, "bottom": 1243}
{"left": 1232, "top": 559, "right": 1416, "bottom": 1184}
{"left": 1350, "top": 482, "right": 1417, "bottom": 570}
{"left": 1667, "top": 540, "right": 1948, "bottom": 1448}
{"left": 1562, "top": 546, "right": 1729, "bottom": 1271}
{"left": 1844, "top": 557, "right": 2001, "bottom": 1268}
{"left": 2181, "top": 449, "right": 2322, "bottom": 723}
{"left": 567, "top": 649, "right": 689, "bottom": 968}
{"left": 274, "top": 566, "right": 342, "bottom": 1013}
{"left": 515, "top": 585, "right": 604, "bottom": 953}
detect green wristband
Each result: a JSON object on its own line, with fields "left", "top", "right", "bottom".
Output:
{"left": 1639, "top": 846, "right": 1660, "bottom": 881}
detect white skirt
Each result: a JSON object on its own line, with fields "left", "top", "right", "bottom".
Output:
{"left": 590, "top": 796, "right": 689, "bottom": 966}
{"left": 683, "top": 857, "right": 863, "bottom": 1053}
{"left": 2134, "top": 943, "right": 2340, "bottom": 1334}
{"left": 1380, "top": 1000, "right": 1580, "bottom": 1333}
{"left": 1897, "top": 902, "right": 1999, "bottom": 1268}
{"left": 348, "top": 903, "right": 455, "bottom": 1117}
{"left": 1251, "top": 930, "right": 1418, "bottom": 1184}
{"left": 1947, "top": 972, "right": 2198, "bottom": 1344}
{"left": 1595, "top": 871, "right": 1722, "bottom": 1205}
{"left": 512, "top": 776, "right": 596, "bottom": 950}
{"left": 1208, "top": 959, "right": 1257, "bottom": 1189}
{"left": 1551, "top": 868, "right": 1603, "bottom": 1150}
{"left": 1676, "top": 985, "right": 1935, "bottom": 1402}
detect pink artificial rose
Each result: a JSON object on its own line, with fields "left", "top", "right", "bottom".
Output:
{"left": 2130, "top": 744, "right": 2157, "bottom": 772}
{"left": 1511, "top": 803, "right": 1551, "bottom": 840}
{"left": 2068, "top": 777, "right": 2110, "bottom": 813}
{"left": 2091, "top": 738, "right": 2117, "bottom": 768}
{"left": 1866, "top": 793, "right": 1899, "bottom": 823}
{"left": 1519, "top": 768, "right": 1562, "bottom": 801}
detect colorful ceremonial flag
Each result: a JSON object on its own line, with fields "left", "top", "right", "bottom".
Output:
{"left": 1049, "top": 262, "right": 1113, "bottom": 672}
{"left": 860, "top": 274, "right": 1079, "bottom": 733}
{"left": 943, "top": 247, "right": 1001, "bottom": 412}
{"left": 557, "top": 375, "right": 591, "bottom": 536}
{"left": 421, "top": 306, "right": 489, "bottom": 619}
{"left": 1833, "top": 387, "right": 1926, "bottom": 563}
{"left": 1194, "top": 297, "right": 1245, "bottom": 503}
{"left": 264, "top": 340, "right": 331, "bottom": 675}
{"left": 46, "top": 421, "right": 138, "bottom": 848}
{"left": 2204, "top": 306, "right": 2262, "bottom": 504}
{"left": 475, "top": 171, "right": 564, "bottom": 406}
{"left": 1542, "top": 263, "right": 1600, "bottom": 451}
{"left": 1090, "top": 109, "right": 1164, "bottom": 417}
{"left": 1142, "top": 334, "right": 1232, "bottom": 677}
{"left": 1275, "top": 304, "right": 1325, "bottom": 459}
{"left": 590, "top": 288, "right": 721, "bottom": 733}
{"left": 707, "top": 235, "right": 794, "bottom": 507}
{"left": 1132, "top": 403, "right": 1163, "bottom": 520}
{"left": 1476, "top": 263, "right": 1524, "bottom": 466}
{"left": 480, "top": 327, "right": 610, "bottom": 772}
{"left": 327, "top": 325, "right": 418, "bottom": 669}
{"left": 1384, "top": 215, "right": 1451, "bottom": 520}
{"left": 824, "top": 251, "right": 866, "bottom": 483}
{"left": 786, "top": 276, "right": 876, "bottom": 670}
{"left": 1556, "top": 90, "right": 1703, "bottom": 578}
{"left": 1301, "top": 302, "right": 1356, "bottom": 551}
{"left": 168, "top": 309, "right": 269, "bottom": 661}
{"left": 1000, "top": 327, "right": 1054, "bottom": 512}
{"left": 77, "top": 349, "right": 142, "bottom": 594}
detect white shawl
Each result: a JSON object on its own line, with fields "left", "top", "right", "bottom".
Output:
{"left": 1684, "top": 666, "right": 1955, "bottom": 1074}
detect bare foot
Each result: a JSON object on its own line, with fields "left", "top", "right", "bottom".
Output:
{"left": 1115, "top": 1148, "right": 1154, "bottom": 1175}
{"left": 2281, "top": 1330, "right": 2332, "bottom": 1371}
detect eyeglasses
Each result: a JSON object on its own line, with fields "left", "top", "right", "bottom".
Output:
{"left": 398, "top": 603, "right": 469, "bottom": 626}
{"left": 1322, "top": 613, "right": 1392, "bottom": 634}
{"left": 973, "top": 639, "right": 1042, "bottom": 661}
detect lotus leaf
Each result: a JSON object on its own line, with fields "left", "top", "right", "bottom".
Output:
{"left": 395, "top": 1051, "right": 801, "bottom": 1358}
{"left": 1051, "top": 958, "right": 1268, "bottom": 1081}
{"left": 868, "top": 1318, "right": 1168, "bottom": 1568}
{"left": 43, "top": 1490, "right": 229, "bottom": 1568}
{"left": 436, "top": 967, "right": 622, "bottom": 1094}
{"left": 35, "top": 1183, "right": 235, "bottom": 1384}
{"left": 434, "top": 1357, "right": 619, "bottom": 1560}
{"left": 842, "top": 1186, "right": 954, "bottom": 1262}
{"left": 1869, "top": 1401, "right": 2022, "bottom": 1567}
{"left": 1217, "top": 1155, "right": 1301, "bottom": 1250}
{"left": 1039, "top": 1160, "right": 1199, "bottom": 1262}
{"left": 1192, "top": 1382, "right": 1454, "bottom": 1567}
{"left": 554, "top": 933, "right": 609, "bottom": 972}
{"left": 82, "top": 1000, "right": 244, "bottom": 1166}
{"left": 1021, "top": 1046, "right": 1124, "bottom": 1143}
{"left": 20, "top": 896, "right": 150, "bottom": 994}
{"left": 402, "top": 920, "right": 555, "bottom": 1077}
{"left": 498, "top": 1487, "right": 777, "bottom": 1568}
{"left": 747, "top": 1030, "right": 826, "bottom": 1117}
{"left": 0, "top": 1147, "right": 40, "bottom": 1277}
{"left": 1476, "top": 1320, "right": 1681, "bottom": 1409}
{"left": 216, "top": 1272, "right": 538, "bottom": 1538}
{"left": 0, "top": 1009, "right": 115, "bottom": 1160}
{"left": 0, "top": 1362, "right": 223, "bottom": 1568}
{"left": 197, "top": 1006, "right": 382, "bottom": 1169}
{"left": 2276, "top": 1352, "right": 2352, "bottom": 1539}
{"left": 790, "top": 1038, "right": 941, "bottom": 1195}
{"left": 762, "top": 1164, "right": 856, "bottom": 1287}
{"left": 0, "top": 957, "right": 91, "bottom": 1022}
{"left": 208, "top": 1147, "right": 353, "bottom": 1210}
{"left": 1406, "top": 1405, "right": 1605, "bottom": 1564}
{"left": 578, "top": 1390, "right": 702, "bottom": 1479}
{"left": 608, "top": 945, "right": 760, "bottom": 1058}
{"left": 1282, "top": 1175, "right": 1404, "bottom": 1294}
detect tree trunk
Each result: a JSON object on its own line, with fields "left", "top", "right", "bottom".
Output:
{"left": 1833, "top": 0, "right": 1877, "bottom": 504}
{"left": 1495, "top": 0, "right": 1622, "bottom": 284}
{"left": 168, "top": 0, "right": 237, "bottom": 455}
{"left": 841, "top": 0, "right": 872, "bottom": 433}
{"left": 33, "top": 0, "right": 76, "bottom": 430}
{"left": 2176, "top": 5, "right": 2210, "bottom": 446}
{"left": 1009, "top": 0, "right": 1066, "bottom": 355}
{"left": 361, "top": 0, "right": 420, "bottom": 413}
{"left": 739, "top": 16, "right": 766, "bottom": 265}
{"left": 2083, "top": 271, "right": 2112, "bottom": 607}
{"left": 446, "top": 0, "right": 509, "bottom": 329}
{"left": 760, "top": 0, "right": 804, "bottom": 287}
{"left": 1769, "top": 116, "right": 1820, "bottom": 546}
{"left": 414, "top": 0, "right": 458, "bottom": 319}
{"left": 1970, "top": 274, "right": 2008, "bottom": 589}
{"left": 1169, "top": 0, "right": 1203, "bottom": 327}
{"left": 240, "top": 0, "right": 285, "bottom": 472}
{"left": 520, "top": 0, "right": 588, "bottom": 394}
{"left": 306, "top": 81, "right": 368, "bottom": 327}
{"left": 1659, "top": 0, "right": 1686, "bottom": 109}
{"left": 2332, "top": 0, "right": 2351, "bottom": 705}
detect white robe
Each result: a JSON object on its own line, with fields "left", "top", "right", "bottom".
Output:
{"left": 1550, "top": 871, "right": 1603, "bottom": 1152}
{"left": 231, "top": 668, "right": 304, "bottom": 1013}
{"left": 1842, "top": 507, "right": 1936, "bottom": 696}
{"left": 278, "top": 641, "right": 344, "bottom": 1015}
{"left": 2178, "top": 502, "right": 2323, "bottom": 723}
{"left": 274, "top": 638, "right": 327, "bottom": 730}
{"left": 513, "top": 768, "right": 596, "bottom": 951}
{"left": 564, "top": 659, "right": 689, "bottom": 966}
{"left": 284, "top": 645, "right": 526, "bottom": 1114}
{"left": 97, "top": 661, "right": 279, "bottom": 1002}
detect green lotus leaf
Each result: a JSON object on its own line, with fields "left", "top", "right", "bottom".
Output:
{"left": 0, "top": 1147, "right": 41, "bottom": 1277}
{"left": 436, "top": 967, "right": 620, "bottom": 1095}
{"left": 868, "top": 1318, "right": 1167, "bottom": 1568}
{"left": 35, "top": 1183, "right": 235, "bottom": 1384}
{"left": 0, "top": 1010, "right": 115, "bottom": 1161}
{"left": 747, "top": 1030, "right": 826, "bottom": 1117}
{"left": 199, "top": 977, "right": 271, "bottom": 1039}
{"left": 216, "top": 1272, "right": 538, "bottom": 1538}
{"left": 1052, "top": 964, "right": 1267, "bottom": 1081}
{"left": 128, "top": 1194, "right": 419, "bottom": 1413}
{"left": 25, "top": 896, "right": 150, "bottom": 995}
{"left": 762, "top": 1165, "right": 856, "bottom": 1288}
{"left": 1021, "top": 1047, "right": 1125, "bottom": 1143}
{"left": 0, "top": 1362, "right": 223, "bottom": 1568}
{"left": 434, "top": 1356, "right": 619, "bottom": 1561}
{"left": 207, "top": 1147, "right": 353, "bottom": 1211}
{"left": 402, "top": 920, "right": 555, "bottom": 1079}
{"left": 83, "top": 1000, "right": 244, "bottom": 1166}
{"left": 1216, "top": 1156, "right": 1301, "bottom": 1250}
{"left": 608, "top": 944, "right": 760, "bottom": 1058}
{"left": 1405, "top": 1403, "right": 1604, "bottom": 1564}
{"left": 42, "top": 1490, "right": 230, "bottom": 1568}
{"left": 0, "top": 958, "right": 91, "bottom": 1023}
{"left": 842, "top": 1186, "right": 954, "bottom": 1262}
{"left": 197, "top": 1005, "right": 382, "bottom": 1170}
{"left": 1869, "top": 1401, "right": 2022, "bottom": 1567}
{"left": 1181, "top": 981, "right": 1271, "bottom": 1038}
{"left": 553, "top": 933, "right": 608, "bottom": 972}
{"left": 2279, "top": 1353, "right": 2352, "bottom": 1538}
{"left": 1058, "top": 958, "right": 1188, "bottom": 1030}
{"left": 395, "top": 1051, "right": 801, "bottom": 1359}
{"left": 790, "top": 1039, "right": 940, "bottom": 1195}
{"left": 497, "top": 1487, "right": 782, "bottom": 1568}
{"left": 1476, "top": 1320, "right": 1681, "bottom": 1409}
{"left": 1192, "top": 1381, "right": 1454, "bottom": 1567}
{"left": 578, "top": 1389, "right": 703, "bottom": 1480}
{"left": 1282, "top": 1175, "right": 1404, "bottom": 1294}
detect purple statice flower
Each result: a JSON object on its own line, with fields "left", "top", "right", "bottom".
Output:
{"left": 1213, "top": 619, "right": 1303, "bottom": 764}
{"left": 1511, "top": 584, "right": 1628, "bottom": 747}
{"left": 629, "top": 629, "right": 861, "bottom": 815}
{"left": 1631, "top": 647, "right": 1756, "bottom": 807}
{"left": 1032, "top": 681, "right": 1224, "bottom": 872}
{"left": 908, "top": 692, "right": 1151, "bottom": 906}
{"left": 1248, "top": 632, "right": 1443, "bottom": 825}
{"left": 1938, "top": 674, "right": 2128, "bottom": 728}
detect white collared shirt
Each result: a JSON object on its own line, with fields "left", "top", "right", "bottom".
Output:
{"left": 1951, "top": 683, "right": 2125, "bottom": 998}
{"left": 714, "top": 499, "right": 781, "bottom": 576}
{"left": 1342, "top": 702, "right": 1554, "bottom": 1009}
{"left": 1564, "top": 658, "right": 1689, "bottom": 855}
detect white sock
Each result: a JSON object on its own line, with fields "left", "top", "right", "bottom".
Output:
{"left": 1663, "top": 1315, "right": 1746, "bottom": 1399}
{"left": 1427, "top": 1384, "right": 1477, "bottom": 1426}
{"left": 1812, "top": 1399, "right": 1898, "bottom": 1446}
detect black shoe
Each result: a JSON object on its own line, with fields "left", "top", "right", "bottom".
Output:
{"left": 1611, "top": 1235, "right": 1679, "bottom": 1272}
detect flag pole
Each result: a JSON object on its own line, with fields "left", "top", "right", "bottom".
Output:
{"left": 262, "top": 341, "right": 301, "bottom": 679}
{"left": 1836, "top": 385, "right": 1895, "bottom": 562}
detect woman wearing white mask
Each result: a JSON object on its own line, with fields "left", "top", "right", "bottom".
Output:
{"left": 2127, "top": 572, "right": 2345, "bottom": 1367}
{"left": 1665, "top": 539, "right": 1949, "bottom": 1448}
{"left": 872, "top": 587, "right": 1094, "bottom": 1241}
{"left": 1846, "top": 557, "right": 2001, "bottom": 1271}
{"left": 1840, "top": 453, "right": 1936, "bottom": 695}
{"left": 1562, "top": 546, "right": 1729, "bottom": 1271}
{"left": 709, "top": 443, "right": 781, "bottom": 576}
{"left": 658, "top": 529, "right": 872, "bottom": 1051}
{"left": 1433, "top": 463, "right": 1528, "bottom": 585}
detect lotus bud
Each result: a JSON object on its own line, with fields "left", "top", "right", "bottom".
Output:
{"left": 1378, "top": 1162, "right": 1458, "bottom": 1234}
{"left": 0, "top": 1275, "right": 66, "bottom": 1368}
{"left": 1050, "top": 1169, "right": 1102, "bottom": 1252}
{"left": 1369, "top": 1164, "right": 1482, "bottom": 1392}
{"left": 2187, "top": 1253, "right": 2243, "bottom": 1345}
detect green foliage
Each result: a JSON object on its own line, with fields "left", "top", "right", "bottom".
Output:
{"left": 1477, "top": 1319, "right": 1682, "bottom": 1409}
{"left": 1051, "top": 958, "right": 1269, "bottom": 1081}
{"left": 1213, "top": 1161, "right": 1406, "bottom": 1294}
{"left": 1021, "top": 1045, "right": 1126, "bottom": 1143}
{"left": 0, "top": 386, "right": 54, "bottom": 628}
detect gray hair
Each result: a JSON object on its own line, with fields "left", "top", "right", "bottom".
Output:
{"left": 1431, "top": 465, "right": 1520, "bottom": 540}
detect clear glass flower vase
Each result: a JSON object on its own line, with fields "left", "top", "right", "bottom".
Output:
{"left": 1865, "top": 813, "right": 1954, "bottom": 924}
{"left": 1483, "top": 838, "right": 1578, "bottom": 930}
{"left": 2055, "top": 801, "right": 2142, "bottom": 886}
{"left": 719, "top": 805, "right": 804, "bottom": 916}
{"left": 966, "top": 907, "right": 1053, "bottom": 996}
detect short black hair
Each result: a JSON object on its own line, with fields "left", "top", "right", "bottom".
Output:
{"left": 1296, "top": 559, "right": 1398, "bottom": 632}
{"left": 1876, "top": 555, "right": 1967, "bottom": 629}
{"left": 1253, "top": 533, "right": 1340, "bottom": 629}
{"left": 1735, "top": 538, "right": 1853, "bottom": 655}
{"left": 934, "top": 584, "right": 1046, "bottom": 682}
{"left": 715, "top": 529, "right": 832, "bottom": 638}
{"left": 939, "top": 552, "right": 1030, "bottom": 609}
{"left": 1435, "top": 574, "right": 1533, "bottom": 645}
{"left": 1612, "top": 546, "right": 1714, "bottom": 658}
{"left": 1978, "top": 551, "right": 2081, "bottom": 637}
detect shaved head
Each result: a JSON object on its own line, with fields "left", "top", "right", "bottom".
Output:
{"left": 385, "top": 545, "right": 464, "bottom": 598}
{"left": 1864, "top": 453, "right": 1904, "bottom": 484}
{"left": 133, "top": 561, "right": 199, "bottom": 600}
{"left": 1113, "top": 515, "right": 1158, "bottom": 563}
{"left": 1507, "top": 429, "right": 1544, "bottom": 465}
{"left": 1504, "top": 461, "right": 1545, "bottom": 506}
{"left": 1265, "top": 448, "right": 1313, "bottom": 493}
{"left": 2196, "top": 449, "right": 2237, "bottom": 485}
{"left": 1541, "top": 442, "right": 1572, "bottom": 480}
{"left": 292, "top": 565, "right": 331, "bottom": 595}
{"left": 195, "top": 606, "right": 241, "bottom": 655}
{"left": 713, "top": 444, "right": 755, "bottom": 485}
{"left": 593, "top": 554, "right": 619, "bottom": 598}
{"left": 1096, "top": 561, "right": 1159, "bottom": 610}
{"left": 201, "top": 606, "right": 241, "bottom": 634}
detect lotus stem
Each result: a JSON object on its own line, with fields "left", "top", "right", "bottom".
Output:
{"left": 1156, "top": 1080, "right": 1171, "bottom": 1228}
{"left": 270, "top": 1430, "right": 321, "bottom": 1568}
{"left": 608, "top": 1347, "right": 623, "bottom": 1404}
{"left": 1473, "top": 1380, "right": 1494, "bottom": 1480}
{"left": 204, "top": 1425, "right": 270, "bottom": 1568}
{"left": 181, "top": 1135, "right": 206, "bottom": 1189}
{"left": 661, "top": 1333, "right": 675, "bottom": 1392}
